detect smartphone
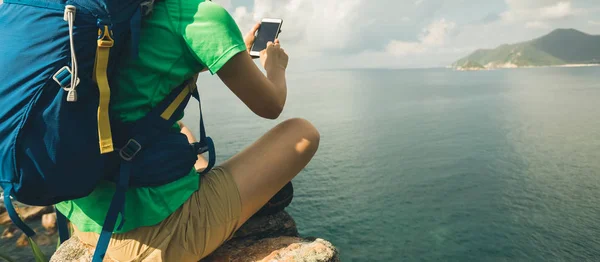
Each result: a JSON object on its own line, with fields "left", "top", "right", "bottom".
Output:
{"left": 250, "top": 18, "right": 283, "bottom": 58}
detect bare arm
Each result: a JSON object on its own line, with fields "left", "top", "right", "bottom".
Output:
{"left": 216, "top": 42, "right": 288, "bottom": 119}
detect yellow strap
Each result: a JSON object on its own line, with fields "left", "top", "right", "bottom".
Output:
{"left": 160, "top": 76, "right": 198, "bottom": 120}
{"left": 160, "top": 84, "right": 192, "bottom": 120}
{"left": 93, "top": 26, "right": 114, "bottom": 154}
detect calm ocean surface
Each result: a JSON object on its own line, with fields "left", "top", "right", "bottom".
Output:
{"left": 185, "top": 67, "right": 600, "bottom": 261}
{"left": 2, "top": 67, "right": 599, "bottom": 261}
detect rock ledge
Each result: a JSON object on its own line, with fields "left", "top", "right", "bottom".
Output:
{"left": 49, "top": 211, "right": 338, "bottom": 262}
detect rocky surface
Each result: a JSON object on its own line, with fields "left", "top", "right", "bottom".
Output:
{"left": 49, "top": 235, "right": 107, "bottom": 262}
{"left": 232, "top": 210, "right": 299, "bottom": 240}
{"left": 0, "top": 201, "right": 58, "bottom": 261}
{"left": 2, "top": 224, "right": 18, "bottom": 239}
{"left": 0, "top": 204, "right": 54, "bottom": 226}
{"left": 201, "top": 210, "right": 339, "bottom": 261}
{"left": 0, "top": 199, "right": 57, "bottom": 261}
{"left": 42, "top": 213, "right": 57, "bottom": 234}
{"left": 1, "top": 222, "right": 59, "bottom": 261}
{"left": 202, "top": 237, "right": 339, "bottom": 262}
{"left": 48, "top": 211, "right": 338, "bottom": 262}
{"left": 2, "top": 182, "right": 338, "bottom": 261}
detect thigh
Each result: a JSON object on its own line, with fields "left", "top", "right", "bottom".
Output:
{"left": 221, "top": 118, "right": 320, "bottom": 225}
{"left": 174, "top": 167, "right": 243, "bottom": 260}
{"left": 72, "top": 215, "right": 178, "bottom": 262}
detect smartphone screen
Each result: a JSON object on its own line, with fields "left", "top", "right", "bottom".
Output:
{"left": 252, "top": 21, "right": 281, "bottom": 53}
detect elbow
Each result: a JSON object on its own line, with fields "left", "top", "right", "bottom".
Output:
{"left": 247, "top": 99, "right": 284, "bottom": 119}
{"left": 261, "top": 102, "right": 284, "bottom": 120}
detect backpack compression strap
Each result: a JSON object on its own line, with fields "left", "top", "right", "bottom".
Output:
{"left": 93, "top": 24, "right": 115, "bottom": 154}
{"left": 2, "top": 187, "right": 35, "bottom": 237}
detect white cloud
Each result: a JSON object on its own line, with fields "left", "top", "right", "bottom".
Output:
{"left": 385, "top": 19, "right": 456, "bottom": 56}
{"left": 421, "top": 19, "right": 456, "bottom": 46}
{"left": 212, "top": 0, "right": 231, "bottom": 9}
{"left": 589, "top": 20, "right": 600, "bottom": 26}
{"left": 232, "top": 0, "right": 364, "bottom": 53}
{"left": 386, "top": 41, "right": 426, "bottom": 56}
{"left": 505, "top": 0, "right": 564, "bottom": 10}
{"left": 501, "top": 1, "right": 577, "bottom": 22}
{"left": 415, "top": 0, "right": 424, "bottom": 6}
{"left": 526, "top": 21, "right": 550, "bottom": 29}
{"left": 540, "top": 1, "right": 574, "bottom": 19}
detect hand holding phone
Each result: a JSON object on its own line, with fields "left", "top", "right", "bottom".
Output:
{"left": 260, "top": 40, "right": 288, "bottom": 72}
{"left": 250, "top": 18, "right": 283, "bottom": 58}
{"left": 244, "top": 23, "right": 261, "bottom": 54}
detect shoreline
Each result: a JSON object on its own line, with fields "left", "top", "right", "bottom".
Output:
{"left": 552, "top": 63, "right": 600, "bottom": 68}
{"left": 453, "top": 63, "right": 600, "bottom": 71}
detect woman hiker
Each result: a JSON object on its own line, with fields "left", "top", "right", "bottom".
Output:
{"left": 55, "top": 1, "right": 320, "bottom": 261}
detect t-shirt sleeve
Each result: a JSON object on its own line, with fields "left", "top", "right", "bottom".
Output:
{"left": 179, "top": 1, "right": 247, "bottom": 75}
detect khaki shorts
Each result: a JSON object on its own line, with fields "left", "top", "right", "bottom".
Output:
{"left": 73, "top": 166, "right": 242, "bottom": 262}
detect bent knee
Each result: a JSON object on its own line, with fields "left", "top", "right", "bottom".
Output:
{"left": 281, "top": 118, "right": 320, "bottom": 153}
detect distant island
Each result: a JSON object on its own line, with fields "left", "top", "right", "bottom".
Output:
{"left": 452, "top": 29, "right": 600, "bottom": 71}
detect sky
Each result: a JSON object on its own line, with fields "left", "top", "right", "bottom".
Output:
{"left": 213, "top": 0, "right": 600, "bottom": 70}
{"left": 1, "top": 0, "right": 598, "bottom": 70}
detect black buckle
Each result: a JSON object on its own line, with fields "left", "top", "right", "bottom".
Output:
{"left": 192, "top": 142, "right": 209, "bottom": 154}
{"left": 140, "top": 0, "right": 155, "bottom": 16}
{"left": 119, "top": 139, "right": 142, "bottom": 161}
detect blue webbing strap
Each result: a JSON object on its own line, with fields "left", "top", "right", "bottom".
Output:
{"left": 55, "top": 209, "right": 70, "bottom": 244}
{"left": 193, "top": 136, "right": 215, "bottom": 175}
{"left": 129, "top": 6, "right": 142, "bottom": 58}
{"left": 91, "top": 162, "right": 131, "bottom": 262}
{"left": 3, "top": 186, "right": 35, "bottom": 237}
{"left": 191, "top": 90, "right": 207, "bottom": 141}
{"left": 3, "top": 187, "right": 46, "bottom": 261}
{"left": 191, "top": 89, "right": 216, "bottom": 174}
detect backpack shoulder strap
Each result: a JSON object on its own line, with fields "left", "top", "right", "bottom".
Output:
{"left": 92, "top": 163, "right": 130, "bottom": 262}
{"left": 56, "top": 209, "right": 70, "bottom": 244}
{"left": 130, "top": 0, "right": 163, "bottom": 59}
{"left": 91, "top": 77, "right": 213, "bottom": 261}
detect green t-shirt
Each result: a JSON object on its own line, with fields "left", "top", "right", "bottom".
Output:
{"left": 55, "top": 0, "right": 246, "bottom": 234}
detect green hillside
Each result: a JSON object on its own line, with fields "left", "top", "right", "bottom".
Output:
{"left": 531, "top": 29, "right": 600, "bottom": 64}
{"left": 453, "top": 60, "right": 485, "bottom": 70}
{"left": 453, "top": 29, "right": 600, "bottom": 69}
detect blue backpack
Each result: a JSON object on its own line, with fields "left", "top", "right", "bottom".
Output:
{"left": 0, "top": 1, "right": 216, "bottom": 261}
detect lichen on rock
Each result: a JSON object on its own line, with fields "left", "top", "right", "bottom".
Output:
{"left": 0, "top": 204, "right": 54, "bottom": 226}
